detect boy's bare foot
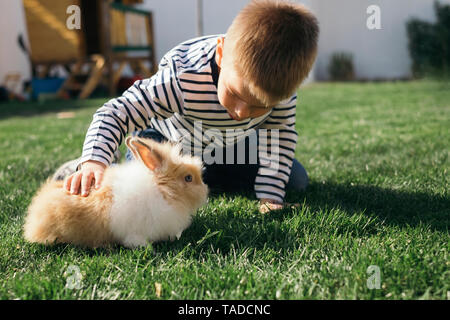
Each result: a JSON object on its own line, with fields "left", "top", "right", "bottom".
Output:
{"left": 259, "top": 199, "right": 300, "bottom": 214}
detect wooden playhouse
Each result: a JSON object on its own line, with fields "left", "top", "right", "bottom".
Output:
{"left": 23, "top": 0, "right": 156, "bottom": 98}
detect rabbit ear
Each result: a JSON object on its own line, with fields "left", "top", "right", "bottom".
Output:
{"left": 125, "top": 136, "right": 163, "bottom": 171}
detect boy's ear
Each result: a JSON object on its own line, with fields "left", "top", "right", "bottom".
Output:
{"left": 125, "top": 136, "right": 163, "bottom": 171}
{"left": 216, "top": 36, "right": 225, "bottom": 68}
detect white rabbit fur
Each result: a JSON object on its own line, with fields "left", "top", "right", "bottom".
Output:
{"left": 109, "top": 161, "right": 192, "bottom": 247}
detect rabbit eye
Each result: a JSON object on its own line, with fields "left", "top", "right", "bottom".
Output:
{"left": 185, "top": 175, "right": 193, "bottom": 183}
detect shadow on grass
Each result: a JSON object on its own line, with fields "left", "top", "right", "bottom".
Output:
{"left": 0, "top": 98, "right": 108, "bottom": 120}
{"left": 296, "top": 181, "right": 449, "bottom": 232}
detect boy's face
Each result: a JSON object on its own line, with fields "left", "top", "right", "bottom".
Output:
{"left": 216, "top": 37, "right": 274, "bottom": 121}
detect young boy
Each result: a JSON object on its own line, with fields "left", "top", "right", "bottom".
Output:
{"left": 62, "top": 0, "right": 319, "bottom": 214}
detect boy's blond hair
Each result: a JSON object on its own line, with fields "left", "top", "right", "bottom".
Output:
{"left": 223, "top": 0, "right": 319, "bottom": 106}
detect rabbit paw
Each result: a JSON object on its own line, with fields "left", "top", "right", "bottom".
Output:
{"left": 122, "top": 235, "right": 148, "bottom": 248}
{"left": 169, "top": 231, "right": 183, "bottom": 242}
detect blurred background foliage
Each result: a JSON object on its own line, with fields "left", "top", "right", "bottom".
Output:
{"left": 407, "top": 1, "right": 450, "bottom": 77}
{"left": 328, "top": 52, "right": 355, "bottom": 82}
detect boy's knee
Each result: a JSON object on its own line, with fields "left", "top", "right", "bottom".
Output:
{"left": 126, "top": 128, "right": 166, "bottom": 161}
{"left": 133, "top": 128, "right": 167, "bottom": 142}
{"left": 287, "top": 159, "right": 309, "bottom": 191}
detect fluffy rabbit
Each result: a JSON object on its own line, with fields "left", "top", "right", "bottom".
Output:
{"left": 24, "top": 136, "right": 208, "bottom": 248}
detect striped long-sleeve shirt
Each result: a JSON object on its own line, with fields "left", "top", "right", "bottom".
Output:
{"left": 78, "top": 35, "right": 298, "bottom": 203}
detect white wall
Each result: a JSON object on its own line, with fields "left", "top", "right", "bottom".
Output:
{"left": 136, "top": 0, "right": 197, "bottom": 64}
{"left": 312, "top": 0, "right": 449, "bottom": 80}
{"left": 136, "top": 0, "right": 249, "bottom": 64}
{"left": 0, "top": 0, "right": 31, "bottom": 94}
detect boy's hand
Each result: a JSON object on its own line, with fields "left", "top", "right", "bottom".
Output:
{"left": 64, "top": 160, "right": 106, "bottom": 197}
{"left": 259, "top": 198, "right": 300, "bottom": 214}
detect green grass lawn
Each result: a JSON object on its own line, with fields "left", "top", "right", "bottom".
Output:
{"left": 0, "top": 80, "right": 448, "bottom": 300}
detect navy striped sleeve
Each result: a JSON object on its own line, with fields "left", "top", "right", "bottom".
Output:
{"left": 77, "top": 67, "right": 184, "bottom": 169}
{"left": 255, "top": 95, "right": 298, "bottom": 203}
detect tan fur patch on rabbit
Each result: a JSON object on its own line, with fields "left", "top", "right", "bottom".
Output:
{"left": 24, "top": 179, "right": 114, "bottom": 248}
{"left": 157, "top": 162, "right": 205, "bottom": 214}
